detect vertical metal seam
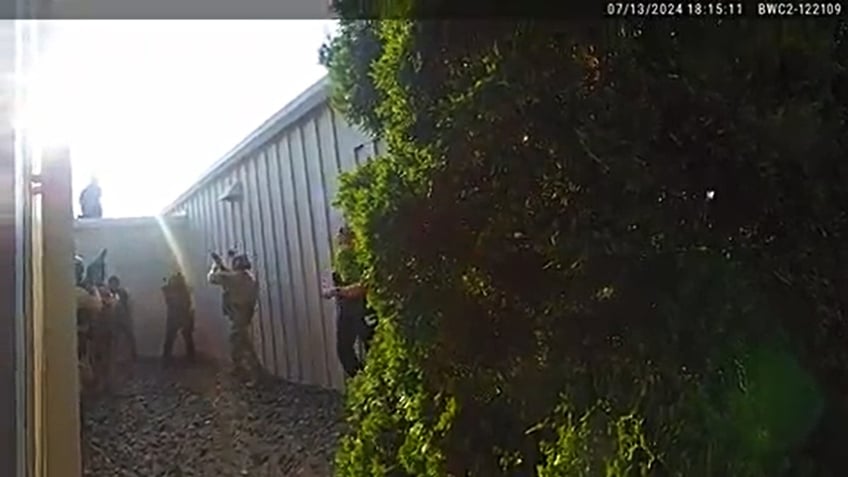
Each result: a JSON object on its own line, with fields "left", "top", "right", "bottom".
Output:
{"left": 203, "top": 189, "right": 216, "bottom": 255}
{"left": 320, "top": 110, "right": 343, "bottom": 388}
{"left": 316, "top": 115, "right": 337, "bottom": 259}
{"left": 237, "top": 164, "right": 262, "bottom": 367}
{"left": 275, "top": 138, "right": 304, "bottom": 382}
{"left": 247, "top": 149, "right": 278, "bottom": 375}
{"left": 329, "top": 107, "right": 344, "bottom": 174}
{"left": 259, "top": 149, "right": 289, "bottom": 377}
{"left": 219, "top": 182, "right": 230, "bottom": 259}
{"left": 200, "top": 194, "right": 210, "bottom": 253}
{"left": 195, "top": 192, "right": 212, "bottom": 353}
{"left": 205, "top": 187, "right": 225, "bottom": 359}
{"left": 209, "top": 188, "right": 220, "bottom": 251}
{"left": 213, "top": 182, "right": 229, "bottom": 347}
{"left": 227, "top": 169, "right": 239, "bottom": 251}
{"left": 326, "top": 106, "right": 349, "bottom": 389}
{"left": 246, "top": 156, "right": 278, "bottom": 375}
{"left": 203, "top": 188, "right": 221, "bottom": 251}
{"left": 216, "top": 181, "right": 229, "bottom": 251}
{"left": 312, "top": 112, "right": 338, "bottom": 386}
{"left": 285, "top": 129, "right": 317, "bottom": 383}
{"left": 220, "top": 178, "right": 232, "bottom": 250}
{"left": 236, "top": 164, "right": 257, "bottom": 364}
{"left": 214, "top": 182, "right": 225, "bottom": 248}
{"left": 264, "top": 144, "right": 293, "bottom": 379}
{"left": 236, "top": 163, "right": 266, "bottom": 369}
{"left": 297, "top": 118, "right": 333, "bottom": 385}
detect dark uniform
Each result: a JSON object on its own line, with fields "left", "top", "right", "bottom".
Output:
{"left": 161, "top": 272, "right": 196, "bottom": 363}
{"left": 79, "top": 179, "right": 103, "bottom": 218}
{"left": 207, "top": 254, "right": 263, "bottom": 380}
{"left": 108, "top": 275, "right": 138, "bottom": 360}
{"left": 331, "top": 229, "right": 377, "bottom": 378}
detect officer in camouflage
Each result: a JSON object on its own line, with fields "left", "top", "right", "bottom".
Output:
{"left": 76, "top": 249, "right": 120, "bottom": 393}
{"left": 208, "top": 252, "right": 263, "bottom": 382}
{"left": 75, "top": 254, "right": 102, "bottom": 311}
{"left": 220, "top": 249, "right": 237, "bottom": 316}
{"left": 75, "top": 254, "right": 102, "bottom": 388}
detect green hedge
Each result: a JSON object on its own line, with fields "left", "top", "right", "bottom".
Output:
{"left": 321, "top": 17, "right": 848, "bottom": 476}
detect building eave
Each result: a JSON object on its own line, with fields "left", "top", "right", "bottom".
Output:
{"left": 160, "top": 74, "right": 330, "bottom": 215}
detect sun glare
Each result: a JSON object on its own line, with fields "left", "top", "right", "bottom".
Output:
{"left": 15, "top": 20, "right": 335, "bottom": 218}
{"left": 15, "top": 45, "right": 76, "bottom": 161}
{"left": 17, "top": 88, "right": 73, "bottom": 150}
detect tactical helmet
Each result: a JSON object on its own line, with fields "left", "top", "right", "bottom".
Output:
{"left": 231, "top": 254, "right": 252, "bottom": 271}
{"left": 74, "top": 255, "right": 85, "bottom": 284}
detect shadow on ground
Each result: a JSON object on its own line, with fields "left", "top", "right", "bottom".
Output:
{"left": 81, "top": 359, "right": 344, "bottom": 477}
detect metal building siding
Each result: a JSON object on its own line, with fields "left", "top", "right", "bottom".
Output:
{"left": 265, "top": 141, "right": 302, "bottom": 381}
{"left": 165, "top": 78, "right": 379, "bottom": 390}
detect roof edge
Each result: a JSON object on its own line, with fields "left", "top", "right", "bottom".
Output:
{"left": 161, "top": 74, "right": 331, "bottom": 215}
{"left": 74, "top": 214, "right": 188, "bottom": 230}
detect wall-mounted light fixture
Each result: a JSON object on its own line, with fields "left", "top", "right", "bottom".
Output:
{"left": 219, "top": 181, "right": 243, "bottom": 203}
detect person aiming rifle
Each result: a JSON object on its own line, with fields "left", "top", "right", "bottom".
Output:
{"left": 214, "top": 250, "right": 237, "bottom": 316}
{"left": 208, "top": 250, "right": 264, "bottom": 383}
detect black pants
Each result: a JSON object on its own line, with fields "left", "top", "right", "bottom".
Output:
{"left": 162, "top": 314, "right": 196, "bottom": 360}
{"left": 336, "top": 304, "right": 376, "bottom": 378}
{"left": 112, "top": 318, "right": 137, "bottom": 359}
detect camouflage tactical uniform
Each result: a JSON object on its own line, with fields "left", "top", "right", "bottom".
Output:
{"left": 76, "top": 255, "right": 100, "bottom": 389}
{"left": 76, "top": 283, "right": 102, "bottom": 389}
{"left": 208, "top": 255, "right": 263, "bottom": 380}
{"left": 91, "top": 285, "right": 118, "bottom": 391}
{"left": 75, "top": 251, "right": 118, "bottom": 393}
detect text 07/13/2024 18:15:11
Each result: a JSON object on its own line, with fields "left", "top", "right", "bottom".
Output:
{"left": 604, "top": 2, "right": 745, "bottom": 16}
{"left": 605, "top": 2, "right": 844, "bottom": 16}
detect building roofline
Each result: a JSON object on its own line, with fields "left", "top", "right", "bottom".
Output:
{"left": 161, "top": 74, "right": 330, "bottom": 215}
{"left": 73, "top": 214, "right": 187, "bottom": 230}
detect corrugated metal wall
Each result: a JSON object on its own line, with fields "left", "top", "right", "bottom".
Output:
{"left": 164, "top": 77, "right": 383, "bottom": 390}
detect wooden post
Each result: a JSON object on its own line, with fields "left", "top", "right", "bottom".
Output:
{"left": 38, "top": 145, "right": 81, "bottom": 477}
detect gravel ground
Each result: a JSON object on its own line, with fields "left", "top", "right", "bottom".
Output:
{"left": 81, "top": 359, "right": 345, "bottom": 477}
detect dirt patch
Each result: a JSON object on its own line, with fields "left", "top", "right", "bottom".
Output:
{"left": 81, "top": 359, "right": 344, "bottom": 477}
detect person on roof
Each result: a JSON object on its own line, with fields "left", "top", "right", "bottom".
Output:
{"left": 79, "top": 176, "right": 103, "bottom": 219}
